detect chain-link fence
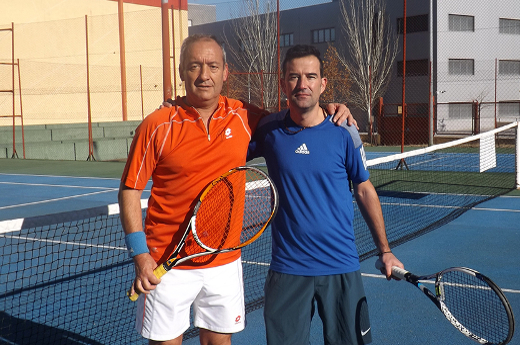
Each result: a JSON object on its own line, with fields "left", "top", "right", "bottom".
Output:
{"left": 1, "top": 0, "right": 519, "bottom": 160}
{"left": 0, "top": 8, "right": 167, "bottom": 160}
{"left": 190, "top": 0, "right": 520, "bottom": 147}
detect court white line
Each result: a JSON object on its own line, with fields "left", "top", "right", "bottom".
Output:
{"left": 379, "top": 202, "right": 470, "bottom": 210}
{"left": 1, "top": 233, "right": 125, "bottom": 251}
{"left": 0, "top": 190, "right": 117, "bottom": 211}
{"left": 376, "top": 202, "right": 520, "bottom": 213}
{"left": 0, "top": 172, "right": 121, "bottom": 181}
{"left": 0, "top": 181, "right": 117, "bottom": 190}
{"left": 242, "top": 260, "right": 270, "bottom": 266}
{"left": 471, "top": 207, "right": 520, "bottom": 213}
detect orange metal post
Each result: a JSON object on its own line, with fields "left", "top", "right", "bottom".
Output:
{"left": 401, "top": 0, "right": 407, "bottom": 153}
{"left": 17, "top": 59, "right": 25, "bottom": 159}
{"left": 118, "top": 0, "right": 128, "bottom": 121}
{"left": 85, "top": 16, "right": 95, "bottom": 161}
{"left": 11, "top": 22, "right": 17, "bottom": 158}
{"left": 277, "top": 0, "right": 281, "bottom": 111}
{"left": 161, "top": 0, "right": 172, "bottom": 101}
{"left": 171, "top": 3, "right": 178, "bottom": 98}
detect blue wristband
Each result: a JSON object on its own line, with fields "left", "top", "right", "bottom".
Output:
{"left": 124, "top": 232, "right": 149, "bottom": 258}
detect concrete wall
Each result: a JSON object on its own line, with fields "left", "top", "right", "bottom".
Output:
{"left": 0, "top": 120, "right": 141, "bottom": 161}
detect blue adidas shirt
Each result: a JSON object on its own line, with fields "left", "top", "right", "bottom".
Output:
{"left": 248, "top": 110, "right": 370, "bottom": 276}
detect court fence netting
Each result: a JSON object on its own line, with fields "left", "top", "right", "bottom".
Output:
{"left": 0, "top": 122, "right": 518, "bottom": 344}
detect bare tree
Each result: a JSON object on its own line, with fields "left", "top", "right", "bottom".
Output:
{"left": 223, "top": 0, "right": 279, "bottom": 110}
{"left": 321, "top": 45, "right": 352, "bottom": 104}
{"left": 337, "top": 0, "right": 398, "bottom": 133}
{"left": 471, "top": 89, "right": 493, "bottom": 133}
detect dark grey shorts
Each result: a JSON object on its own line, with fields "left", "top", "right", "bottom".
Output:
{"left": 264, "top": 270, "right": 371, "bottom": 345}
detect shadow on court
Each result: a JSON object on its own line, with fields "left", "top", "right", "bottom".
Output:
{"left": 0, "top": 311, "right": 104, "bottom": 345}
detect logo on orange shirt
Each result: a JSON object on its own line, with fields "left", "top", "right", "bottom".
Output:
{"left": 225, "top": 128, "right": 233, "bottom": 139}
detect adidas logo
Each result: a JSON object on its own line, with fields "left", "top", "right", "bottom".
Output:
{"left": 295, "top": 143, "right": 310, "bottom": 155}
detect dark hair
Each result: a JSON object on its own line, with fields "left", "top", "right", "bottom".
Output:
{"left": 282, "top": 45, "right": 323, "bottom": 77}
{"left": 179, "top": 34, "right": 227, "bottom": 69}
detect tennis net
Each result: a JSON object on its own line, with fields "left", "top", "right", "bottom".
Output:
{"left": 355, "top": 121, "right": 519, "bottom": 259}
{"left": 0, "top": 122, "right": 518, "bottom": 344}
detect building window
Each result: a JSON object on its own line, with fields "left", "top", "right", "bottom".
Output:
{"left": 449, "top": 14, "right": 475, "bottom": 32}
{"left": 449, "top": 103, "right": 473, "bottom": 119}
{"left": 280, "top": 33, "right": 294, "bottom": 47}
{"left": 188, "top": 19, "right": 192, "bottom": 27}
{"left": 499, "top": 18, "right": 520, "bottom": 35}
{"left": 449, "top": 59, "right": 474, "bottom": 75}
{"left": 311, "top": 28, "right": 335, "bottom": 43}
{"left": 499, "top": 60, "right": 520, "bottom": 75}
{"left": 397, "top": 14, "right": 428, "bottom": 34}
{"left": 397, "top": 59, "right": 429, "bottom": 76}
{"left": 499, "top": 103, "right": 520, "bottom": 117}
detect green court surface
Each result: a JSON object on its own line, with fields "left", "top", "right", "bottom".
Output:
{"left": 1, "top": 157, "right": 519, "bottom": 196}
{"left": 0, "top": 158, "right": 127, "bottom": 179}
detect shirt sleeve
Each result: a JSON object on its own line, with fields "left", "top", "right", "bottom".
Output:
{"left": 247, "top": 122, "right": 263, "bottom": 161}
{"left": 121, "top": 110, "right": 167, "bottom": 190}
{"left": 342, "top": 123, "right": 370, "bottom": 184}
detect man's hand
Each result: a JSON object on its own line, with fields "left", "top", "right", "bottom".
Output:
{"left": 130, "top": 253, "right": 161, "bottom": 296}
{"left": 324, "top": 103, "right": 358, "bottom": 129}
{"left": 377, "top": 252, "right": 404, "bottom": 281}
{"left": 158, "top": 98, "right": 175, "bottom": 110}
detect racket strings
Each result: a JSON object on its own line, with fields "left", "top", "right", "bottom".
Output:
{"left": 240, "top": 169, "right": 276, "bottom": 244}
{"left": 194, "top": 178, "right": 235, "bottom": 250}
{"left": 193, "top": 168, "right": 276, "bottom": 250}
{"left": 179, "top": 167, "right": 276, "bottom": 267}
{"left": 439, "top": 270, "right": 511, "bottom": 344}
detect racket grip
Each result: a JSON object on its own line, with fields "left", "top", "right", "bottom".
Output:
{"left": 127, "top": 288, "right": 140, "bottom": 302}
{"left": 126, "top": 264, "right": 169, "bottom": 302}
{"left": 375, "top": 259, "right": 408, "bottom": 280}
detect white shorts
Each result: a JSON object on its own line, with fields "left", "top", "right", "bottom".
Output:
{"left": 135, "top": 258, "right": 245, "bottom": 341}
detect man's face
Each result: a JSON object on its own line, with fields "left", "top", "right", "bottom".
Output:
{"left": 180, "top": 39, "right": 228, "bottom": 107}
{"left": 281, "top": 55, "right": 327, "bottom": 112}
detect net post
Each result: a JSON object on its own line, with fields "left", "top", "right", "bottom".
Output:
{"left": 515, "top": 122, "right": 520, "bottom": 189}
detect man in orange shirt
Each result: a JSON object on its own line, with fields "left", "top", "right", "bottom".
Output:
{"left": 119, "top": 34, "right": 355, "bottom": 345}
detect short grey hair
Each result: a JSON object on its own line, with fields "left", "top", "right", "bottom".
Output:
{"left": 179, "top": 34, "right": 227, "bottom": 70}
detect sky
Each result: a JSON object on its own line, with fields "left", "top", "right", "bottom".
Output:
{"left": 188, "top": 0, "right": 332, "bottom": 21}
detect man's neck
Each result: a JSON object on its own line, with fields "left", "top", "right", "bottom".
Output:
{"left": 184, "top": 96, "right": 220, "bottom": 123}
{"left": 289, "top": 104, "right": 326, "bottom": 128}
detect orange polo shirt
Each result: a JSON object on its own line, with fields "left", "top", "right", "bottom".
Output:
{"left": 121, "top": 95, "right": 265, "bottom": 268}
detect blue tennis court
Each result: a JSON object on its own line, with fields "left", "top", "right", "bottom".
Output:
{"left": 0, "top": 151, "right": 518, "bottom": 344}
{"left": 194, "top": 193, "right": 519, "bottom": 345}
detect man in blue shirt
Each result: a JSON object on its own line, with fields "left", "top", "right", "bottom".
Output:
{"left": 248, "top": 45, "right": 403, "bottom": 345}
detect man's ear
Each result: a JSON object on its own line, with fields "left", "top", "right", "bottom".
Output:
{"left": 320, "top": 77, "right": 328, "bottom": 95}
{"left": 280, "top": 78, "right": 287, "bottom": 96}
{"left": 223, "top": 63, "right": 229, "bottom": 82}
{"left": 179, "top": 64, "right": 185, "bottom": 81}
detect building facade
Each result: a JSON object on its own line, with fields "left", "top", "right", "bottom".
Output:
{"left": 189, "top": 0, "right": 520, "bottom": 134}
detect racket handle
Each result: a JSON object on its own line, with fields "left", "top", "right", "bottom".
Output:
{"left": 375, "top": 259, "right": 408, "bottom": 280}
{"left": 127, "top": 288, "right": 140, "bottom": 302}
{"left": 126, "top": 264, "right": 169, "bottom": 302}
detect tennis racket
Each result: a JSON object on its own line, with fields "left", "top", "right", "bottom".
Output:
{"left": 128, "top": 166, "right": 278, "bottom": 301}
{"left": 376, "top": 260, "right": 515, "bottom": 345}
